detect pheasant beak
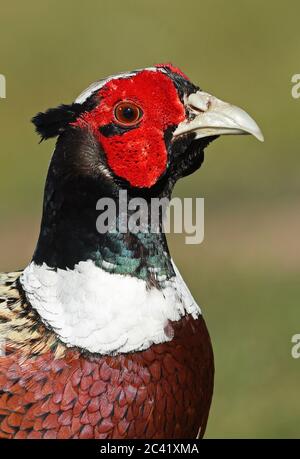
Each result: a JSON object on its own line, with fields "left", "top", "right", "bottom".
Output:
{"left": 173, "top": 91, "right": 264, "bottom": 142}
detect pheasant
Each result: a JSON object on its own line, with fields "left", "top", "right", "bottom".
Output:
{"left": 0, "top": 64, "right": 263, "bottom": 439}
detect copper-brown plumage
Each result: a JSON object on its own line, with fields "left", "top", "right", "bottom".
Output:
{"left": 0, "top": 273, "right": 214, "bottom": 439}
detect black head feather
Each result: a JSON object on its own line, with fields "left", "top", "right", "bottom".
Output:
{"left": 32, "top": 95, "right": 99, "bottom": 141}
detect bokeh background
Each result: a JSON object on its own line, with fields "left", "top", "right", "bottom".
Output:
{"left": 0, "top": 0, "right": 299, "bottom": 438}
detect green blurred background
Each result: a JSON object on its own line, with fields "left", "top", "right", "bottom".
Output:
{"left": 0, "top": 0, "right": 299, "bottom": 438}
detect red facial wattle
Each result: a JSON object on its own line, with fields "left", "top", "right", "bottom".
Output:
{"left": 74, "top": 70, "right": 186, "bottom": 188}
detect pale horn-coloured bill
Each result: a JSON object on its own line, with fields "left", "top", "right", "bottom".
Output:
{"left": 173, "top": 91, "right": 264, "bottom": 142}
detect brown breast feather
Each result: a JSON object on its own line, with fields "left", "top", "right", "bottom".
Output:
{"left": 0, "top": 272, "right": 214, "bottom": 439}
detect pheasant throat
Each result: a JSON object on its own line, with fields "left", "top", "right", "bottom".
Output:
{"left": 18, "top": 137, "right": 202, "bottom": 356}
{"left": 20, "top": 186, "right": 200, "bottom": 355}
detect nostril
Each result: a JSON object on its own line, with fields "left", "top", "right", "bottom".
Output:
{"left": 188, "top": 103, "right": 207, "bottom": 113}
{"left": 187, "top": 91, "right": 212, "bottom": 113}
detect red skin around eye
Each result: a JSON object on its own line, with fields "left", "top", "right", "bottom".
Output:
{"left": 74, "top": 70, "right": 186, "bottom": 188}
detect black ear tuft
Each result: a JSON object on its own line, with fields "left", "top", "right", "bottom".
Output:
{"left": 31, "top": 103, "right": 87, "bottom": 141}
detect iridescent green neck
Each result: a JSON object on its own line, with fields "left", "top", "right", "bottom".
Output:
{"left": 33, "top": 168, "right": 174, "bottom": 285}
{"left": 92, "top": 229, "right": 174, "bottom": 285}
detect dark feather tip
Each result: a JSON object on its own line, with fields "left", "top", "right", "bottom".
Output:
{"left": 31, "top": 104, "right": 85, "bottom": 140}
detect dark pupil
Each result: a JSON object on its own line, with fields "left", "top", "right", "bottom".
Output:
{"left": 122, "top": 106, "right": 135, "bottom": 120}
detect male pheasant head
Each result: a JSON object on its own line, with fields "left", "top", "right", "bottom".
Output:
{"left": 32, "top": 63, "right": 263, "bottom": 195}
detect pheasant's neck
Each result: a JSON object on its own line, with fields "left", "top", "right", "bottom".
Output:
{"left": 33, "top": 173, "right": 175, "bottom": 284}
{"left": 21, "top": 172, "right": 200, "bottom": 355}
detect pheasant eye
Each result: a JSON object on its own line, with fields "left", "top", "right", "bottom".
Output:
{"left": 114, "top": 101, "right": 142, "bottom": 126}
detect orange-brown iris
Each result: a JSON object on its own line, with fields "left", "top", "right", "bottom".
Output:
{"left": 114, "top": 101, "right": 143, "bottom": 126}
